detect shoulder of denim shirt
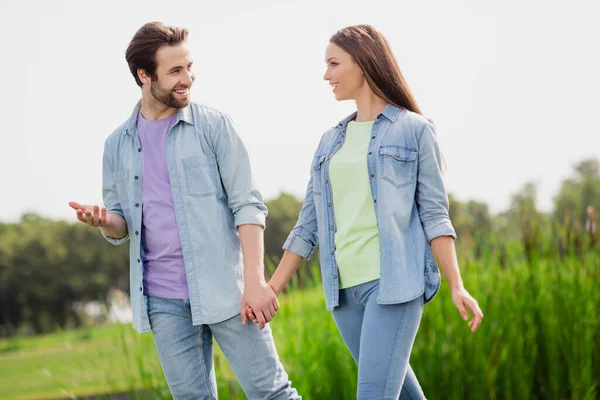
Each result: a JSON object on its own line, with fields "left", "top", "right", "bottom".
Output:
{"left": 397, "top": 109, "right": 438, "bottom": 141}
{"left": 188, "top": 103, "right": 250, "bottom": 152}
{"left": 104, "top": 100, "right": 142, "bottom": 151}
{"left": 317, "top": 110, "right": 357, "bottom": 144}
{"left": 189, "top": 101, "right": 234, "bottom": 125}
{"left": 320, "top": 125, "right": 338, "bottom": 141}
{"left": 314, "top": 123, "right": 343, "bottom": 156}
{"left": 103, "top": 119, "right": 130, "bottom": 155}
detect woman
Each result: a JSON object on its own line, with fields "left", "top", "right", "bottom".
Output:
{"left": 248, "top": 25, "right": 483, "bottom": 399}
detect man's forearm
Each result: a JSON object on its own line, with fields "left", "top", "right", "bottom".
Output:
{"left": 238, "top": 224, "right": 266, "bottom": 285}
{"left": 100, "top": 212, "right": 128, "bottom": 240}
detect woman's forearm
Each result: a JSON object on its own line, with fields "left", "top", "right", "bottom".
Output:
{"left": 430, "top": 236, "right": 464, "bottom": 291}
{"left": 268, "top": 250, "right": 305, "bottom": 295}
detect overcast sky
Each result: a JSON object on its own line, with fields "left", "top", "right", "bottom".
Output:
{"left": 1, "top": 0, "right": 598, "bottom": 222}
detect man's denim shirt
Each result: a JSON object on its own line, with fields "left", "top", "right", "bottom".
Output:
{"left": 102, "top": 101, "right": 267, "bottom": 333}
{"left": 283, "top": 104, "right": 456, "bottom": 310}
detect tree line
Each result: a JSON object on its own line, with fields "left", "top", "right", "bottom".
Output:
{"left": 0, "top": 158, "right": 597, "bottom": 337}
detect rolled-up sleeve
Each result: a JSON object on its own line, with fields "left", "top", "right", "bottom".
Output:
{"left": 102, "top": 140, "right": 130, "bottom": 246}
{"left": 210, "top": 115, "right": 268, "bottom": 228}
{"left": 282, "top": 172, "right": 319, "bottom": 259}
{"left": 415, "top": 121, "right": 457, "bottom": 243}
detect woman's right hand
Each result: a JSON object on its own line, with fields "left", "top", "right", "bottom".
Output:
{"left": 451, "top": 286, "right": 484, "bottom": 332}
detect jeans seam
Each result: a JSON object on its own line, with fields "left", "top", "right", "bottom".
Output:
{"left": 352, "top": 287, "right": 361, "bottom": 303}
{"left": 383, "top": 303, "right": 409, "bottom": 399}
{"left": 184, "top": 299, "right": 192, "bottom": 317}
{"left": 197, "top": 325, "right": 217, "bottom": 399}
{"left": 403, "top": 385, "right": 417, "bottom": 400}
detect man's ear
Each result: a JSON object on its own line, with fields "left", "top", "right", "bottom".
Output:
{"left": 138, "top": 69, "right": 150, "bottom": 86}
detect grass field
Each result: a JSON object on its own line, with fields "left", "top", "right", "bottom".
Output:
{"left": 1, "top": 251, "right": 598, "bottom": 399}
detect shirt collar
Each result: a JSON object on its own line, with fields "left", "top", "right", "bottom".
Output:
{"left": 125, "top": 100, "right": 194, "bottom": 135}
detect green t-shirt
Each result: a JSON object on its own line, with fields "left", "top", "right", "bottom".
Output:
{"left": 328, "top": 120, "right": 380, "bottom": 288}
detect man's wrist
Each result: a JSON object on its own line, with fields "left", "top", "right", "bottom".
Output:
{"left": 244, "top": 272, "right": 266, "bottom": 287}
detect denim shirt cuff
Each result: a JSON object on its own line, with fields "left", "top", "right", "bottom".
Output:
{"left": 234, "top": 205, "right": 266, "bottom": 228}
{"left": 425, "top": 220, "right": 457, "bottom": 244}
{"left": 102, "top": 230, "right": 130, "bottom": 246}
{"left": 282, "top": 232, "right": 315, "bottom": 259}
{"left": 100, "top": 209, "right": 129, "bottom": 245}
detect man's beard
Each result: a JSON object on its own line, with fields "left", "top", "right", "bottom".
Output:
{"left": 150, "top": 80, "right": 189, "bottom": 109}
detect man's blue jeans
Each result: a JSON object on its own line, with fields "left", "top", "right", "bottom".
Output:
{"left": 147, "top": 296, "right": 300, "bottom": 400}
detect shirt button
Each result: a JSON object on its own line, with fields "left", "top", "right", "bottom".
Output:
{"left": 135, "top": 203, "right": 140, "bottom": 207}
{"left": 370, "top": 174, "right": 374, "bottom": 178}
{"left": 135, "top": 231, "right": 139, "bottom": 235}
{"left": 371, "top": 136, "right": 375, "bottom": 140}
{"left": 329, "top": 226, "right": 333, "bottom": 230}
{"left": 137, "top": 259, "right": 140, "bottom": 263}
{"left": 330, "top": 251, "right": 334, "bottom": 255}
{"left": 374, "top": 200, "right": 377, "bottom": 203}
{"left": 139, "top": 287, "right": 142, "bottom": 292}
{"left": 134, "top": 176, "right": 139, "bottom": 180}
{"left": 327, "top": 203, "right": 331, "bottom": 207}
{"left": 137, "top": 148, "right": 141, "bottom": 152}
{"left": 325, "top": 179, "right": 329, "bottom": 184}
{"left": 368, "top": 151, "right": 372, "bottom": 155}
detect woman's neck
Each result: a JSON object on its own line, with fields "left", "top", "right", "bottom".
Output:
{"left": 354, "top": 91, "right": 387, "bottom": 122}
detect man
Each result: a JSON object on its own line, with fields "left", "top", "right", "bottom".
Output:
{"left": 69, "top": 21, "right": 300, "bottom": 399}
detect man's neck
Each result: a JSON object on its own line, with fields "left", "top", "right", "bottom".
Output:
{"left": 140, "top": 94, "right": 179, "bottom": 121}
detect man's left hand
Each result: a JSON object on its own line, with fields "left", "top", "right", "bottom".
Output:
{"left": 240, "top": 280, "right": 279, "bottom": 330}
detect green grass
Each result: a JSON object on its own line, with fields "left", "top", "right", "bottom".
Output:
{"left": 1, "top": 252, "right": 598, "bottom": 399}
{"left": 0, "top": 289, "right": 353, "bottom": 400}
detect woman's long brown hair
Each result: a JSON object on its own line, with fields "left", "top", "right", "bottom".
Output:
{"left": 330, "top": 25, "right": 422, "bottom": 115}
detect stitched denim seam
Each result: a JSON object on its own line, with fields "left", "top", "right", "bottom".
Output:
{"left": 197, "top": 325, "right": 217, "bottom": 399}
{"left": 384, "top": 303, "right": 409, "bottom": 398}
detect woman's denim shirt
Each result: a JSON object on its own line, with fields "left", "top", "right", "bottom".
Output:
{"left": 283, "top": 104, "right": 456, "bottom": 309}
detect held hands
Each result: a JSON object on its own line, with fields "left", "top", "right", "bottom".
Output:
{"left": 451, "top": 286, "right": 484, "bottom": 332}
{"left": 69, "top": 202, "right": 111, "bottom": 228}
{"left": 245, "top": 285, "right": 484, "bottom": 332}
{"left": 240, "top": 280, "right": 279, "bottom": 330}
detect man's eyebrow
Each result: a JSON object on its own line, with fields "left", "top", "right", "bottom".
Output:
{"left": 168, "top": 61, "right": 193, "bottom": 72}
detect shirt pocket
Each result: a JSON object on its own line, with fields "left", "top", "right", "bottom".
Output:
{"left": 311, "top": 154, "right": 327, "bottom": 195}
{"left": 113, "top": 169, "right": 131, "bottom": 210}
{"left": 182, "top": 156, "right": 217, "bottom": 197}
{"left": 379, "top": 146, "right": 417, "bottom": 188}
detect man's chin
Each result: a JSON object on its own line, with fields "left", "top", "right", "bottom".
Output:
{"left": 170, "top": 97, "right": 190, "bottom": 109}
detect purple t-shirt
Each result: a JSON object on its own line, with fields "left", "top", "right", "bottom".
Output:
{"left": 137, "top": 111, "right": 189, "bottom": 299}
